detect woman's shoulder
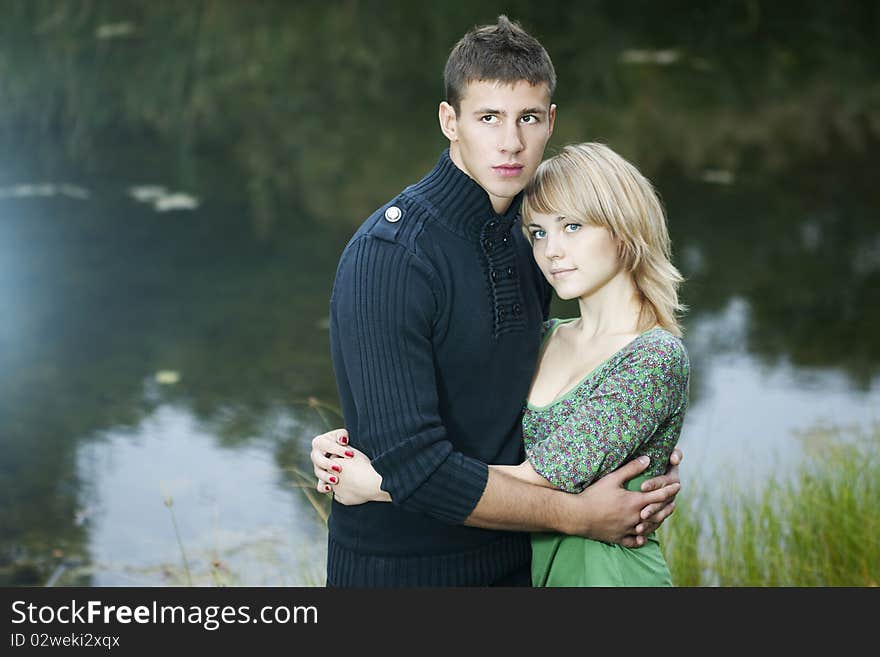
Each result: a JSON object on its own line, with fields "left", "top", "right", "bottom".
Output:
{"left": 628, "top": 327, "right": 690, "bottom": 374}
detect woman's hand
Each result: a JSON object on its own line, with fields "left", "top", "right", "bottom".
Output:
{"left": 311, "top": 428, "right": 353, "bottom": 493}
{"left": 310, "top": 429, "right": 390, "bottom": 505}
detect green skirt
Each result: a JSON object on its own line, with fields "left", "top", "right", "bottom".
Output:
{"left": 531, "top": 475, "right": 673, "bottom": 587}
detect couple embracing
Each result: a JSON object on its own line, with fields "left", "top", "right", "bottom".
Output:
{"left": 309, "top": 15, "right": 689, "bottom": 587}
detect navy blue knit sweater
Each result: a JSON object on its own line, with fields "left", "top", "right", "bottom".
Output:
{"left": 326, "top": 149, "right": 553, "bottom": 586}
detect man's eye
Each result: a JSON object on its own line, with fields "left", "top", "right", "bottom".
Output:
{"left": 531, "top": 230, "right": 546, "bottom": 240}
{"left": 564, "top": 223, "right": 581, "bottom": 233}
{"left": 520, "top": 115, "right": 539, "bottom": 124}
{"left": 480, "top": 115, "right": 499, "bottom": 124}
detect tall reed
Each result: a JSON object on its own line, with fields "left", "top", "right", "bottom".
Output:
{"left": 661, "top": 423, "right": 879, "bottom": 586}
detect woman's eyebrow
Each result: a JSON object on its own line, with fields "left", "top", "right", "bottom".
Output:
{"left": 527, "top": 216, "right": 565, "bottom": 227}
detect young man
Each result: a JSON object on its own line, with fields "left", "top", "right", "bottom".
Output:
{"left": 311, "top": 15, "right": 682, "bottom": 586}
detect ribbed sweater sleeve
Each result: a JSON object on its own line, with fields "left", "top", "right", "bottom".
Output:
{"left": 330, "top": 234, "right": 489, "bottom": 524}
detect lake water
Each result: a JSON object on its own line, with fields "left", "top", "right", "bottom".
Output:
{"left": 1, "top": 2, "right": 878, "bottom": 585}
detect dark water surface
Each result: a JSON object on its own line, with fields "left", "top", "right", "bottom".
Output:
{"left": 1, "top": 1, "right": 878, "bottom": 585}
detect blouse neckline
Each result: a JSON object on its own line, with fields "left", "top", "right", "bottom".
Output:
{"left": 525, "top": 320, "right": 665, "bottom": 412}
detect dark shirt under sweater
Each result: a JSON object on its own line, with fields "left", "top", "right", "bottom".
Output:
{"left": 326, "top": 149, "right": 553, "bottom": 586}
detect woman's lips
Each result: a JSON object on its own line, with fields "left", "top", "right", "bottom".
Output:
{"left": 550, "top": 268, "right": 577, "bottom": 278}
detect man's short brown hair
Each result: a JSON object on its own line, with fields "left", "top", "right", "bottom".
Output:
{"left": 444, "top": 15, "right": 556, "bottom": 113}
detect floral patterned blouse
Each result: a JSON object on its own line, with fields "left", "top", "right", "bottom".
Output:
{"left": 522, "top": 319, "right": 690, "bottom": 493}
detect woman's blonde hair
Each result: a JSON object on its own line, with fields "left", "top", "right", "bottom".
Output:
{"left": 523, "top": 142, "right": 686, "bottom": 336}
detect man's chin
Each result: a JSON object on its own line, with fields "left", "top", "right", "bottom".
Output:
{"left": 486, "top": 183, "right": 526, "bottom": 204}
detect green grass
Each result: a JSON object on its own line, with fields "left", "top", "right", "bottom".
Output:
{"left": 661, "top": 423, "right": 879, "bottom": 586}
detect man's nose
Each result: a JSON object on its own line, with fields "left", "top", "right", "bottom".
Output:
{"left": 499, "top": 123, "right": 524, "bottom": 153}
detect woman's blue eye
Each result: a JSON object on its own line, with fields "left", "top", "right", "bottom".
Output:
{"left": 531, "top": 229, "right": 546, "bottom": 240}
{"left": 564, "top": 223, "right": 581, "bottom": 233}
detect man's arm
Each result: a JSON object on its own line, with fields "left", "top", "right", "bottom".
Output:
{"left": 312, "top": 431, "right": 680, "bottom": 546}
{"left": 329, "top": 235, "right": 490, "bottom": 523}
{"left": 465, "top": 456, "right": 677, "bottom": 546}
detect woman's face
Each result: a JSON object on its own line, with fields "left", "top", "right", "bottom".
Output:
{"left": 526, "top": 211, "right": 623, "bottom": 300}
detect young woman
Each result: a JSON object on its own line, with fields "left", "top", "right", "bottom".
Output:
{"left": 315, "top": 142, "right": 690, "bottom": 586}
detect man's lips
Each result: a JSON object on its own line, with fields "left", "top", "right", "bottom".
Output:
{"left": 493, "top": 164, "right": 524, "bottom": 178}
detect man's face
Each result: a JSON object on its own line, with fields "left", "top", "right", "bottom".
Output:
{"left": 440, "top": 80, "right": 555, "bottom": 214}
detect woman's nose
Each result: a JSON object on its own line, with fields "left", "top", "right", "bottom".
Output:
{"left": 544, "top": 235, "right": 563, "bottom": 259}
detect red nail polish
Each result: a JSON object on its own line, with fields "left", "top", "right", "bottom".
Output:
{"left": 345, "top": 450, "right": 354, "bottom": 457}
{"left": 329, "top": 476, "right": 337, "bottom": 484}
{"left": 324, "top": 485, "right": 331, "bottom": 492}
{"left": 331, "top": 465, "right": 342, "bottom": 473}
{"left": 339, "top": 436, "right": 349, "bottom": 445}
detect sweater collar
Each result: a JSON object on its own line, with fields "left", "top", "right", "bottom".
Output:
{"left": 405, "top": 149, "right": 523, "bottom": 242}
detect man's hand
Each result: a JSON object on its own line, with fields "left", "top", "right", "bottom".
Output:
{"left": 562, "top": 456, "right": 680, "bottom": 547}
{"left": 634, "top": 447, "right": 683, "bottom": 535}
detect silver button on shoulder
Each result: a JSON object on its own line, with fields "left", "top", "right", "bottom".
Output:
{"left": 384, "top": 205, "right": 402, "bottom": 223}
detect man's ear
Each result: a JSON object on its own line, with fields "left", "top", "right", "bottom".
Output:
{"left": 439, "top": 101, "right": 458, "bottom": 142}
{"left": 548, "top": 103, "right": 557, "bottom": 137}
